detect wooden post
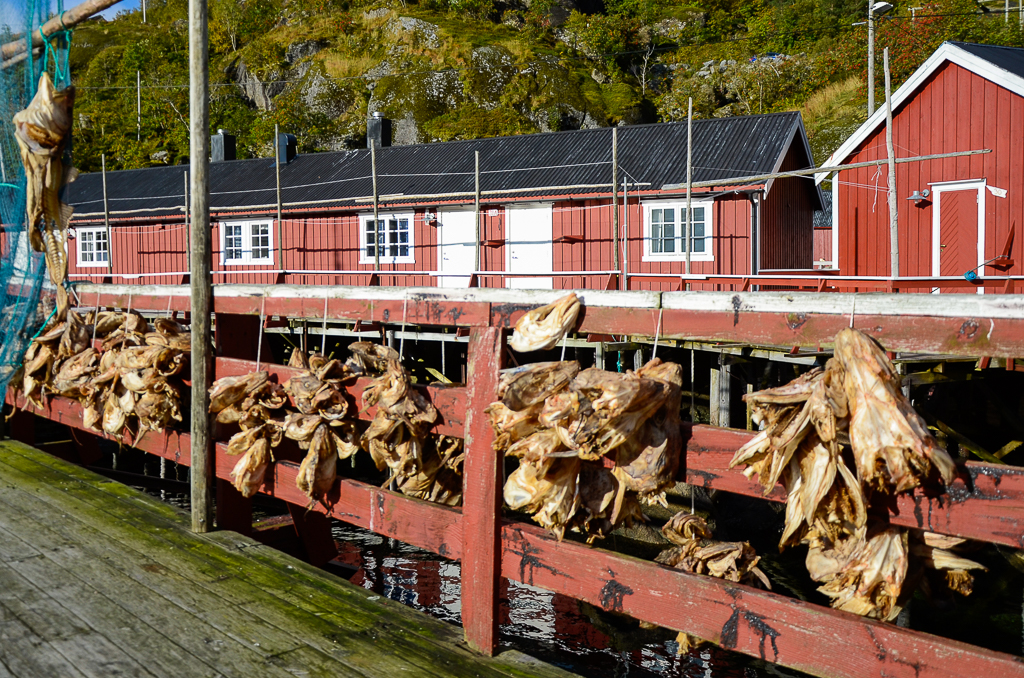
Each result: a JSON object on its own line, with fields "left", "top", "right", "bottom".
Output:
{"left": 475, "top": 150, "right": 481, "bottom": 276}
{"left": 868, "top": 1, "right": 875, "bottom": 116}
{"left": 371, "top": 143, "right": 379, "bottom": 272}
{"left": 710, "top": 354, "right": 731, "bottom": 428}
{"left": 621, "top": 177, "right": 628, "bottom": 290}
{"left": 461, "top": 326, "right": 505, "bottom": 654}
{"left": 136, "top": 70, "right": 141, "bottom": 142}
{"left": 686, "top": 97, "right": 693, "bottom": 278}
{"left": 189, "top": 0, "right": 213, "bottom": 534}
{"left": 101, "top": 154, "right": 112, "bottom": 273}
{"left": 275, "top": 123, "right": 284, "bottom": 271}
{"left": 611, "top": 127, "right": 619, "bottom": 285}
{"left": 884, "top": 48, "right": 899, "bottom": 279}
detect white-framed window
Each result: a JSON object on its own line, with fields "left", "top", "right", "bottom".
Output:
{"left": 220, "top": 220, "right": 273, "bottom": 265}
{"left": 642, "top": 200, "right": 714, "bottom": 262}
{"left": 76, "top": 227, "right": 109, "bottom": 267}
{"left": 360, "top": 213, "right": 414, "bottom": 264}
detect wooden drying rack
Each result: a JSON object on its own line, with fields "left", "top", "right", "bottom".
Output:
{"left": 9, "top": 282, "right": 1024, "bottom": 678}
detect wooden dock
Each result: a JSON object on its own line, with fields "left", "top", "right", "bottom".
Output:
{"left": 0, "top": 439, "right": 575, "bottom": 678}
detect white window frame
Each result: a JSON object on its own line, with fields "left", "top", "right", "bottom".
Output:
{"left": 75, "top": 227, "right": 109, "bottom": 267}
{"left": 359, "top": 212, "right": 415, "bottom": 265}
{"left": 641, "top": 200, "right": 714, "bottom": 262}
{"left": 220, "top": 219, "right": 274, "bottom": 266}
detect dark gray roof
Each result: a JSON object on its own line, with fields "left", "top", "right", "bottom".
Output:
{"left": 67, "top": 111, "right": 822, "bottom": 221}
{"left": 950, "top": 42, "right": 1024, "bottom": 80}
{"left": 813, "top": 190, "right": 832, "bottom": 229}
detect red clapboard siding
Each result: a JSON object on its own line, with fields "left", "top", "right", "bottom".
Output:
{"left": 837, "top": 60, "right": 1024, "bottom": 283}
{"left": 761, "top": 140, "right": 816, "bottom": 271}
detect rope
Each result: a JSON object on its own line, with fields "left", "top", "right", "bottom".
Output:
{"left": 255, "top": 296, "right": 266, "bottom": 371}
{"left": 560, "top": 335, "right": 568, "bottom": 361}
{"left": 651, "top": 308, "right": 663, "bottom": 361}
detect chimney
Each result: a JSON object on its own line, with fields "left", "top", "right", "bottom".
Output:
{"left": 276, "top": 133, "right": 297, "bottom": 165}
{"left": 211, "top": 129, "right": 236, "bottom": 162}
{"left": 367, "top": 112, "right": 391, "bottom": 149}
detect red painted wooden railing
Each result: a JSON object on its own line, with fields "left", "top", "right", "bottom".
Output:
{"left": 12, "top": 282, "right": 1024, "bottom": 678}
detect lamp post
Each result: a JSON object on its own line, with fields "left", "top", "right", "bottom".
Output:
{"left": 866, "top": 0, "right": 893, "bottom": 117}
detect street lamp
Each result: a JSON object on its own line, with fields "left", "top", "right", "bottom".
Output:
{"left": 867, "top": 0, "right": 893, "bottom": 116}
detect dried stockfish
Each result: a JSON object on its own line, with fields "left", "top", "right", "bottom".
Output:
{"left": 510, "top": 293, "right": 581, "bottom": 352}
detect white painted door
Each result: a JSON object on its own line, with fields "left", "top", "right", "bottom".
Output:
{"left": 437, "top": 210, "right": 477, "bottom": 288}
{"left": 506, "top": 205, "right": 553, "bottom": 289}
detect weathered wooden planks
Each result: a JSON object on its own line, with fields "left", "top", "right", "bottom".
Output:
{"left": 0, "top": 440, "right": 575, "bottom": 678}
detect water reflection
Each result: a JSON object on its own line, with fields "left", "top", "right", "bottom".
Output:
{"left": 331, "top": 522, "right": 788, "bottom": 678}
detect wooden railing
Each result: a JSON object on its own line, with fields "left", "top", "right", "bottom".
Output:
{"left": 11, "top": 283, "right": 1024, "bottom": 678}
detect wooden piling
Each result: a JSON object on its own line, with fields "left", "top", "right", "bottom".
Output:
{"left": 461, "top": 326, "right": 505, "bottom": 654}
{"left": 188, "top": 0, "right": 213, "bottom": 534}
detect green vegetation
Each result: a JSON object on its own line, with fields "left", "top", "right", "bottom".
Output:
{"left": 60, "top": 0, "right": 1024, "bottom": 172}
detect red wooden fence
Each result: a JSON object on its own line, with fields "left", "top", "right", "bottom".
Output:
{"left": 11, "top": 282, "right": 1024, "bottom": 678}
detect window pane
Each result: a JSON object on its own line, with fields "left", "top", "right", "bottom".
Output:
{"left": 225, "top": 224, "right": 243, "bottom": 260}
{"left": 651, "top": 222, "right": 663, "bottom": 253}
{"left": 365, "top": 220, "right": 378, "bottom": 258}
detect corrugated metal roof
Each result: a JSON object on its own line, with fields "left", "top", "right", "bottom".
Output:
{"left": 950, "top": 42, "right": 1024, "bottom": 80}
{"left": 813, "top": 190, "right": 832, "bottom": 229}
{"left": 67, "top": 112, "right": 815, "bottom": 220}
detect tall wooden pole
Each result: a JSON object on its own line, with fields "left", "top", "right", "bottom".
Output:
{"left": 884, "top": 48, "right": 899, "bottom": 278}
{"left": 867, "top": 2, "right": 875, "bottom": 116}
{"left": 685, "top": 97, "right": 693, "bottom": 278}
{"left": 189, "top": 0, "right": 213, "bottom": 534}
{"left": 136, "top": 71, "right": 141, "bottom": 142}
{"left": 611, "top": 127, "right": 619, "bottom": 286}
{"left": 101, "top": 154, "right": 112, "bottom": 273}
{"left": 621, "top": 176, "right": 628, "bottom": 290}
{"left": 371, "top": 143, "right": 379, "bottom": 271}
{"left": 275, "top": 124, "right": 283, "bottom": 269}
{"left": 474, "top": 150, "right": 481, "bottom": 276}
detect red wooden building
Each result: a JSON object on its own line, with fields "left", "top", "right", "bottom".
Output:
{"left": 818, "top": 42, "right": 1024, "bottom": 289}
{"left": 66, "top": 113, "right": 822, "bottom": 291}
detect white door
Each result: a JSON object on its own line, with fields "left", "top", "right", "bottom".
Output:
{"left": 437, "top": 210, "right": 476, "bottom": 288}
{"left": 506, "top": 205, "right": 553, "bottom": 289}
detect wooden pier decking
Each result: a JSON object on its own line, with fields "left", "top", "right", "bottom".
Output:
{"left": 0, "top": 439, "right": 575, "bottom": 678}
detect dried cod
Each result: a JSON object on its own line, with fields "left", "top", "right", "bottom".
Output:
{"left": 14, "top": 73, "right": 77, "bottom": 317}
{"left": 654, "top": 513, "right": 770, "bottom": 654}
{"left": 730, "top": 327, "right": 971, "bottom": 622}
{"left": 510, "top": 293, "right": 581, "bottom": 352}
{"left": 491, "top": 357, "right": 683, "bottom": 542}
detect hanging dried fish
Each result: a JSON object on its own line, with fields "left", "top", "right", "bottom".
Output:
{"left": 510, "top": 293, "right": 581, "bottom": 352}
{"left": 730, "top": 327, "right": 970, "bottom": 622}
{"left": 14, "top": 73, "right": 77, "bottom": 318}
{"left": 493, "top": 356, "right": 683, "bottom": 542}
{"left": 655, "top": 513, "right": 770, "bottom": 654}
{"left": 834, "top": 328, "right": 957, "bottom": 493}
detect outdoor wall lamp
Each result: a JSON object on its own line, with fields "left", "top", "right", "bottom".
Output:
{"left": 907, "top": 189, "right": 931, "bottom": 204}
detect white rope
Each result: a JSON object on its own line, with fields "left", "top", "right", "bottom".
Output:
{"left": 126, "top": 292, "right": 132, "bottom": 317}
{"left": 560, "top": 334, "right": 568, "bottom": 361}
{"left": 166, "top": 293, "right": 173, "bottom": 317}
{"left": 321, "top": 293, "right": 328, "bottom": 355}
{"left": 255, "top": 296, "right": 266, "bottom": 371}
{"left": 850, "top": 297, "right": 857, "bottom": 329}
{"left": 651, "top": 308, "right": 664, "bottom": 360}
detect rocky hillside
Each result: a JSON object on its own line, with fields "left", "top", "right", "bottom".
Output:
{"left": 66, "top": 0, "right": 1024, "bottom": 173}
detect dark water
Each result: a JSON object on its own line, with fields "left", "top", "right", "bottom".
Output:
{"left": 329, "top": 522, "right": 793, "bottom": 678}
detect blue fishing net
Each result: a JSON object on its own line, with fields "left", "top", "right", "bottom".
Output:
{"left": 0, "top": 0, "right": 71, "bottom": 393}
